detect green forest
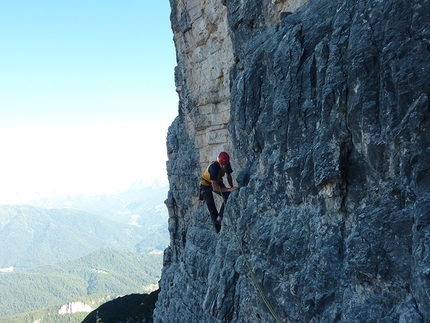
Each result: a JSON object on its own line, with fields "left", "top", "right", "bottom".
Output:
{"left": 0, "top": 187, "right": 168, "bottom": 323}
{"left": 0, "top": 248, "right": 163, "bottom": 323}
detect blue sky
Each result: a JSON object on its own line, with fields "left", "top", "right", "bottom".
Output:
{"left": 0, "top": 1, "right": 178, "bottom": 203}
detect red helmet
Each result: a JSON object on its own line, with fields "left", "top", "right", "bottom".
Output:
{"left": 217, "top": 152, "right": 230, "bottom": 166}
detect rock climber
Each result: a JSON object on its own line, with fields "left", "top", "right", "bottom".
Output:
{"left": 200, "top": 152, "right": 238, "bottom": 233}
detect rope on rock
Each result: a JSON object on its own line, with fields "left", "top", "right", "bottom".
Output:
{"left": 220, "top": 190, "right": 283, "bottom": 323}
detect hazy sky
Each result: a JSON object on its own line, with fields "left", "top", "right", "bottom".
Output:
{"left": 0, "top": 1, "right": 178, "bottom": 204}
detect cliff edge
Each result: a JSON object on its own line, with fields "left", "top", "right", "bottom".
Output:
{"left": 155, "top": 0, "right": 430, "bottom": 322}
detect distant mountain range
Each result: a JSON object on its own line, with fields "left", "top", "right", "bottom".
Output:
{"left": 27, "top": 184, "right": 169, "bottom": 226}
{"left": 0, "top": 186, "right": 169, "bottom": 270}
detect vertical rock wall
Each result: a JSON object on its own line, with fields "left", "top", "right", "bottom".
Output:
{"left": 156, "top": 0, "right": 430, "bottom": 322}
{"left": 170, "top": 0, "right": 233, "bottom": 171}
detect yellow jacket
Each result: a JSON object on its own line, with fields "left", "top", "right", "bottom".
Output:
{"left": 200, "top": 162, "right": 229, "bottom": 186}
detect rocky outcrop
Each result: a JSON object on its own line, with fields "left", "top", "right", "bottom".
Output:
{"left": 58, "top": 302, "right": 92, "bottom": 315}
{"left": 82, "top": 291, "right": 159, "bottom": 323}
{"left": 170, "top": 0, "right": 233, "bottom": 171}
{"left": 156, "top": 0, "right": 430, "bottom": 322}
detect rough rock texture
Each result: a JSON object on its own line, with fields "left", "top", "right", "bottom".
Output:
{"left": 170, "top": 0, "right": 234, "bottom": 174}
{"left": 155, "top": 0, "right": 430, "bottom": 322}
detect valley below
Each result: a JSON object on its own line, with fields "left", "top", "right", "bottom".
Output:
{"left": 0, "top": 185, "right": 169, "bottom": 323}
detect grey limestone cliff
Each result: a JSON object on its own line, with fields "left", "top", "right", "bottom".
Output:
{"left": 154, "top": 0, "right": 430, "bottom": 322}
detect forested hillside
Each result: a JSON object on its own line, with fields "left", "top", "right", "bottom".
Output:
{"left": 0, "top": 186, "right": 168, "bottom": 322}
{"left": 0, "top": 248, "right": 162, "bottom": 322}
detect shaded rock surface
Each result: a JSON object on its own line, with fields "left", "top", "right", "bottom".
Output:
{"left": 155, "top": 0, "right": 430, "bottom": 322}
{"left": 82, "top": 290, "right": 159, "bottom": 323}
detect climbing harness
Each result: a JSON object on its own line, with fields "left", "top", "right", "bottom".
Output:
{"left": 219, "top": 189, "right": 283, "bottom": 323}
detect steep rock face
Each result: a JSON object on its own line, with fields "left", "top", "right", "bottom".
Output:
{"left": 155, "top": 0, "right": 430, "bottom": 322}
{"left": 169, "top": 0, "right": 234, "bottom": 173}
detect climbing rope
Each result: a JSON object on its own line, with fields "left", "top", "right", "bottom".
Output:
{"left": 219, "top": 190, "right": 283, "bottom": 323}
